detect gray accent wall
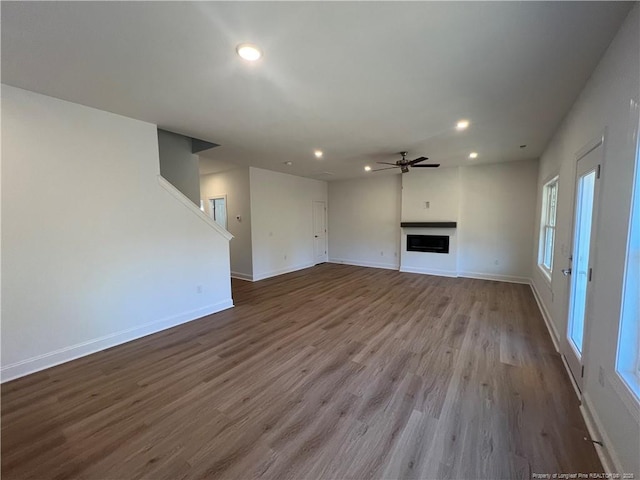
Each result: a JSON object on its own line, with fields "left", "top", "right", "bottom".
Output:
{"left": 158, "top": 129, "right": 201, "bottom": 205}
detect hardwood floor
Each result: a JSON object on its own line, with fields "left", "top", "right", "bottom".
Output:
{"left": 1, "top": 264, "right": 601, "bottom": 479}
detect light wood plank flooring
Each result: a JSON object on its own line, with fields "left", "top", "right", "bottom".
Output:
{"left": 2, "top": 264, "right": 601, "bottom": 479}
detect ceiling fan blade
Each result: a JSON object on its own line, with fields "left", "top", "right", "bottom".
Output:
{"left": 409, "top": 156, "right": 428, "bottom": 165}
{"left": 372, "top": 166, "right": 400, "bottom": 171}
{"left": 412, "top": 164, "right": 441, "bottom": 168}
{"left": 376, "top": 161, "right": 399, "bottom": 166}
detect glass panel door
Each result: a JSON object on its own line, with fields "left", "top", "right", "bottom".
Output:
{"left": 568, "top": 170, "right": 596, "bottom": 355}
{"left": 209, "top": 196, "right": 227, "bottom": 229}
{"left": 563, "top": 137, "right": 602, "bottom": 392}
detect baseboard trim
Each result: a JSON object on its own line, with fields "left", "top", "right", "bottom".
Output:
{"left": 328, "top": 258, "right": 399, "bottom": 271}
{"left": 581, "top": 393, "right": 624, "bottom": 474}
{"left": 399, "top": 266, "right": 458, "bottom": 278}
{"left": 327, "top": 262, "right": 533, "bottom": 284}
{"left": 458, "top": 271, "right": 531, "bottom": 285}
{"left": 530, "top": 282, "right": 628, "bottom": 474}
{"left": 531, "top": 280, "right": 580, "bottom": 400}
{"left": 530, "top": 281, "right": 560, "bottom": 353}
{"left": 531, "top": 282, "right": 624, "bottom": 473}
{"left": 1, "top": 299, "right": 234, "bottom": 383}
{"left": 252, "top": 263, "right": 315, "bottom": 282}
{"left": 231, "top": 271, "right": 253, "bottom": 281}
{"left": 561, "top": 353, "right": 582, "bottom": 400}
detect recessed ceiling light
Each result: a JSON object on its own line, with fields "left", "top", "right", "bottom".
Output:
{"left": 284, "top": 161, "right": 292, "bottom": 166}
{"left": 456, "top": 120, "right": 470, "bottom": 131}
{"left": 469, "top": 152, "right": 478, "bottom": 159}
{"left": 364, "top": 165, "right": 372, "bottom": 172}
{"left": 236, "top": 43, "right": 262, "bottom": 62}
{"left": 314, "top": 150, "right": 323, "bottom": 158}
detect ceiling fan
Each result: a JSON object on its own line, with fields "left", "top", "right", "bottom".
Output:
{"left": 373, "top": 151, "right": 440, "bottom": 173}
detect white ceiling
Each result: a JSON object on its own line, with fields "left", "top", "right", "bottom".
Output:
{"left": 2, "top": 1, "right": 633, "bottom": 180}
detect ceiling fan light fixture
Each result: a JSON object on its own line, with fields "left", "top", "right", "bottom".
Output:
{"left": 236, "top": 43, "right": 262, "bottom": 62}
{"left": 469, "top": 152, "right": 478, "bottom": 159}
{"left": 314, "top": 150, "right": 323, "bottom": 158}
{"left": 456, "top": 120, "right": 470, "bottom": 131}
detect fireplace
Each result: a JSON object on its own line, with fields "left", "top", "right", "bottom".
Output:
{"left": 406, "top": 234, "right": 450, "bottom": 254}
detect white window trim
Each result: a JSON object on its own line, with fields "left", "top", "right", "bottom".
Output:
{"left": 613, "top": 371, "right": 640, "bottom": 423}
{"left": 613, "top": 115, "right": 640, "bottom": 419}
{"left": 537, "top": 175, "right": 559, "bottom": 283}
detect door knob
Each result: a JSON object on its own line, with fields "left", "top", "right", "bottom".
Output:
{"left": 562, "top": 268, "right": 572, "bottom": 276}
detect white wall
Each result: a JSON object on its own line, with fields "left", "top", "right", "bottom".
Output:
{"left": 249, "top": 167, "right": 328, "bottom": 281}
{"left": 401, "top": 167, "right": 461, "bottom": 222}
{"left": 458, "top": 159, "right": 538, "bottom": 283}
{"left": 200, "top": 168, "right": 253, "bottom": 280}
{"left": 328, "top": 175, "right": 401, "bottom": 269}
{"left": 328, "top": 162, "right": 538, "bottom": 282}
{"left": 1, "top": 85, "right": 233, "bottom": 381}
{"left": 401, "top": 167, "right": 461, "bottom": 276}
{"left": 531, "top": 6, "right": 639, "bottom": 475}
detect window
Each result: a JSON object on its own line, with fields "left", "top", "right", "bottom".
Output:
{"left": 538, "top": 176, "right": 559, "bottom": 280}
{"left": 616, "top": 133, "right": 640, "bottom": 402}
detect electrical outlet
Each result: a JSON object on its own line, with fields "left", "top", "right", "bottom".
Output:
{"left": 494, "top": 259, "right": 499, "bottom": 266}
{"left": 284, "top": 254, "right": 287, "bottom": 260}
{"left": 380, "top": 251, "right": 384, "bottom": 256}
{"left": 196, "top": 285, "right": 203, "bottom": 294}
{"left": 424, "top": 201, "right": 430, "bottom": 209}
{"left": 599, "top": 366, "right": 605, "bottom": 387}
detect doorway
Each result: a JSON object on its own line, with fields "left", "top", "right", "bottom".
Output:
{"left": 208, "top": 195, "right": 227, "bottom": 230}
{"left": 313, "top": 201, "right": 327, "bottom": 265}
{"left": 564, "top": 137, "right": 603, "bottom": 391}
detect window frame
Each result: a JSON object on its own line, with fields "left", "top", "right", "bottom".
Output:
{"left": 538, "top": 175, "right": 559, "bottom": 282}
{"left": 615, "top": 131, "right": 640, "bottom": 408}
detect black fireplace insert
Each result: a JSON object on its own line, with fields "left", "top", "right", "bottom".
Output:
{"left": 406, "top": 234, "right": 450, "bottom": 254}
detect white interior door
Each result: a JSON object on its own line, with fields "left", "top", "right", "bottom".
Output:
{"left": 563, "top": 139, "right": 602, "bottom": 391}
{"left": 313, "top": 201, "right": 327, "bottom": 265}
{"left": 208, "top": 196, "right": 227, "bottom": 229}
